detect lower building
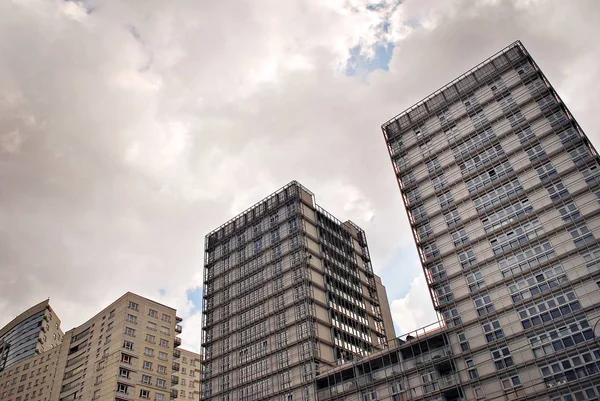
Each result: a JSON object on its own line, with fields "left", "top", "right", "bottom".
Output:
{"left": 173, "top": 348, "right": 201, "bottom": 400}
{"left": 0, "top": 292, "right": 188, "bottom": 401}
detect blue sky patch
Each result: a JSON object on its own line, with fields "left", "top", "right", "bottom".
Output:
{"left": 187, "top": 286, "right": 203, "bottom": 315}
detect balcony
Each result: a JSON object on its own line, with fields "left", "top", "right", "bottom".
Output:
{"left": 170, "top": 389, "right": 178, "bottom": 400}
{"left": 173, "top": 349, "right": 181, "bottom": 359}
{"left": 171, "top": 376, "right": 179, "bottom": 385}
{"left": 172, "top": 362, "right": 180, "bottom": 372}
{"left": 175, "top": 325, "right": 182, "bottom": 334}
{"left": 438, "top": 373, "right": 459, "bottom": 389}
{"left": 176, "top": 316, "right": 183, "bottom": 323}
{"left": 174, "top": 337, "right": 182, "bottom": 347}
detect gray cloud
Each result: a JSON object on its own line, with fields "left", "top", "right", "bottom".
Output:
{"left": 0, "top": 0, "right": 599, "bottom": 348}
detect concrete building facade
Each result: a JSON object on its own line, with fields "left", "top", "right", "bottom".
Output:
{"left": 201, "top": 181, "right": 396, "bottom": 401}
{"left": 0, "top": 293, "right": 187, "bottom": 401}
{"left": 314, "top": 41, "right": 600, "bottom": 401}
{"left": 173, "top": 348, "right": 201, "bottom": 400}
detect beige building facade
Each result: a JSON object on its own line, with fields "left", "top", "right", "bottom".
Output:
{"left": 314, "top": 41, "right": 600, "bottom": 401}
{"left": 0, "top": 293, "right": 187, "bottom": 401}
{"left": 173, "top": 348, "right": 201, "bottom": 400}
{"left": 201, "top": 181, "right": 396, "bottom": 401}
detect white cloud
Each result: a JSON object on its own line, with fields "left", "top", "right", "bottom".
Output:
{"left": 0, "top": 0, "right": 599, "bottom": 354}
{"left": 390, "top": 274, "right": 439, "bottom": 336}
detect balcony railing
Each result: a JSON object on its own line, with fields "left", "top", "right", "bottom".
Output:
{"left": 172, "top": 362, "right": 180, "bottom": 372}
{"left": 175, "top": 325, "right": 182, "bottom": 334}
{"left": 439, "top": 373, "right": 459, "bottom": 389}
{"left": 171, "top": 376, "right": 179, "bottom": 385}
{"left": 170, "top": 389, "right": 178, "bottom": 400}
{"left": 174, "top": 337, "right": 182, "bottom": 347}
{"left": 176, "top": 316, "right": 183, "bottom": 323}
{"left": 173, "top": 349, "right": 181, "bottom": 359}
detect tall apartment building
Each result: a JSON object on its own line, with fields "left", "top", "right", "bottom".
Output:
{"left": 201, "top": 181, "right": 395, "bottom": 401}
{"left": 314, "top": 41, "right": 600, "bottom": 400}
{"left": 0, "top": 300, "right": 63, "bottom": 373}
{"left": 173, "top": 348, "right": 201, "bottom": 400}
{"left": 50, "top": 292, "right": 183, "bottom": 401}
{"left": 0, "top": 292, "right": 185, "bottom": 401}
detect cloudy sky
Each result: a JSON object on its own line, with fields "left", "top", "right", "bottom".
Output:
{"left": 1, "top": 0, "right": 599, "bottom": 352}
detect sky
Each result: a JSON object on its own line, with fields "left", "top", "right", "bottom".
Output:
{"left": 1, "top": 0, "right": 599, "bottom": 353}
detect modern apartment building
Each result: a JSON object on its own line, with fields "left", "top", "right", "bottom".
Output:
{"left": 313, "top": 41, "right": 600, "bottom": 401}
{"left": 173, "top": 348, "right": 201, "bottom": 400}
{"left": 50, "top": 292, "right": 183, "bottom": 401}
{"left": 0, "top": 292, "right": 186, "bottom": 401}
{"left": 201, "top": 181, "right": 395, "bottom": 401}
{"left": 0, "top": 300, "right": 63, "bottom": 373}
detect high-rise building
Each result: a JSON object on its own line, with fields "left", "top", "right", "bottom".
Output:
{"left": 313, "top": 41, "right": 600, "bottom": 401}
{"left": 0, "top": 292, "right": 187, "bottom": 401}
{"left": 173, "top": 348, "right": 201, "bottom": 400}
{"left": 50, "top": 292, "right": 183, "bottom": 401}
{"left": 201, "top": 181, "right": 395, "bottom": 401}
{"left": 0, "top": 300, "right": 63, "bottom": 373}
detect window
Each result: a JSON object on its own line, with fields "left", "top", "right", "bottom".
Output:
{"left": 438, "top": 191, "right": 455, "bottom": 209}
{"left": 121, "top": 354, "right": 132, "bottom": 364}
{"left": 161, "top": 314, "right": 171, "bottom": 323}
{"left": 431, "top": 175, "right": 447, "bottom": 191}
{"left": 457, "top": 331, "right": 469, "bottom": 351}
{"left": 474, "top": 293, "right": 494, "bottom": 316}
{"left": 473, "top": 180, "right": 523, "bottom": 213}
{"left": 126, "top": 314, "right": 137, "bottom": 324}
{"left": 500, "top": 375, "right": 521, "bottom": 390}
{"left": 156, "top": 378, "right": 166, "bottom": 388}
{"left": 434, "top": 284, "right": 453, "bottom": 305}
{"left": 466, "top": 359, "right": 478, "bottom": 379}
{"left": 444, "top": 210, "right": 461, "bottom": 227}
{"left": 489, "top": 218, "right": 544, "bottom": 256}
{"left": 140, "top": 389, "right": 150, "bottom": 399}
{"left": 142, "top": 374, "right": 151, "bottom": 384}
{"left": 117, "top": 383, "right": 129, "bottom": 394}
{"left": 119, "top": 368, "right": 130, "bottom": 378}
{"left": 458, "top": 249, "right": 477, "bottom": 269}
{"left": 146, "top": 334, "right": 156, "bottom": 343}
{"left": 425, "top": 262, "right": 446, "bottom": 282}
{"left": 128, "top": 302, "right": 139, "bottom": 311}
{"left": 157, "top": 365, "right": 167, "bottom": 374}
{"left": 124, "top": 327, "right": 135, "bottom": 337}
{"left": 148, "top": 309, "right": 158, "bottom": 318}
{"left": 491, "top": 346, "right": 513, "bottom": 370}
{"left": 105, "top": 334, "right": 111, "bottom": 344}
{"left": 158, "top": 351, "right": 168, "bottom": 361}
{"left": 159, "top": 339, "right": 169, "bottom": 348}
{"left": 362, "top": 391, "right": 378, "bottom": 401}
{"left": 444, "top": 308, "right": 461, "bottom": 327}
{"left": 570, "top": 223, "right": 595, "bottom": 247}
{"left": 465, "top": 161, "right": 513, "bottom": 193}
{"left": 426, "top": 157, "right": 441, "bottom": 174}
{"left": 143, "top": 361, "right": 153, "bottom": 370}
{"left": 144, "top": 347, "right": 154, "bottom": 357}
{"left": 481, "top": 197, "right": 533, "bottom": 233}
{"left": 451, "top": 228, "right": 469, "bottom": 246}
{"left": 95, "top": 375, "right": 103, "bottom": 384}
{"left": 557, "top": 202, "right": 581, "bottom": 223}
{"left": 498, "top": 241, "right": 554, "bottom": 278}
{"left": 147, "top": 322, "right": 157, "bottom": 331}
{"left": 508, "top": 264, "right": 567, "bottom": 303}
{"left": 93, "top": 390, "right": 100, "bottom": 399}
{"left": 467, "top": 271, "right": 484, "bottom": 292}
{"left": 155, "top": 394, "right": 164, "bottom": 401}
{"left": 528, "top": 317, "right": 594, "bottom": 358}
{"left": 540, "top": 350, "right": 600, "bottom": 388}
{"left": 545, "top": 181, "right": 569, "bottom": 202}
{"left": 483, "top": 319, "right": 504, "bottom": 342}
{"left": 123, "top": 340, "right": 134, "bottom": 350}
{"left": 518, "top": 291, "right": 580, "bottom": 330}
{"left": 160, "top": 326, "right": 170, "bottom": 335}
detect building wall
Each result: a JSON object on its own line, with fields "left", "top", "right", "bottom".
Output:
{"left": 50, "top": 292, "right": 182, "bottom": 401}
{"left": 202, "top": 181, "right": 394, "bottom": 400}
{"left": 0, "top": 348, "right": 61, "bottom": 401}
{"left": 372, "top": 40, "right": 600, "bottom": 401}
{"left": 173, "top": 348, "right": 201, "bottom": 400}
